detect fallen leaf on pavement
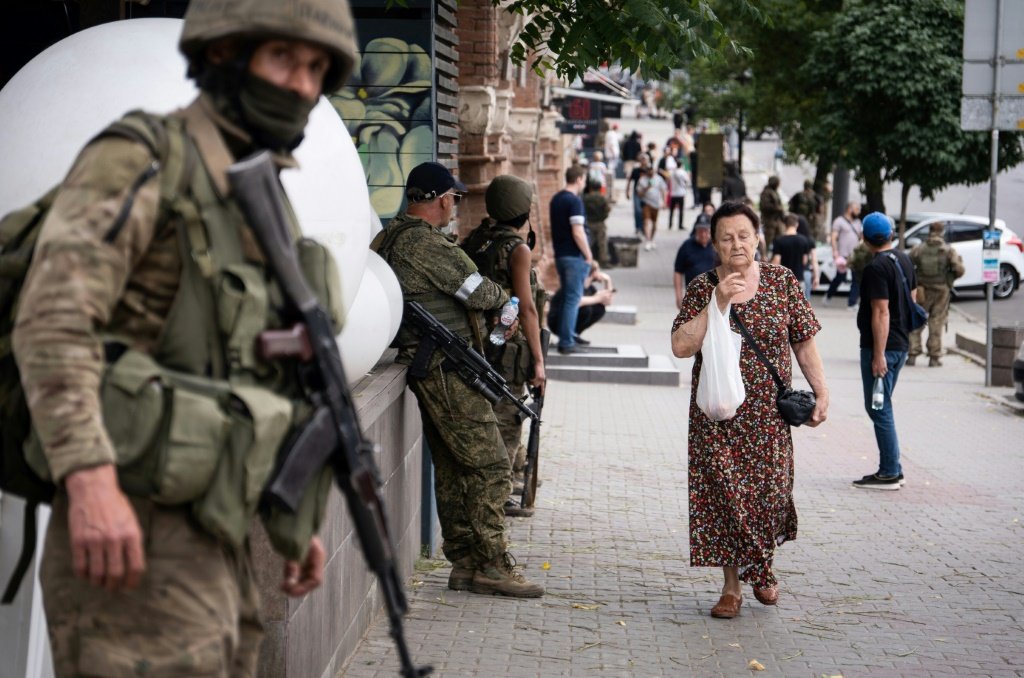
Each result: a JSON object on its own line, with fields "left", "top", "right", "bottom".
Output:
{"left": 616, "top": 620, "right": 626, "bottom": 626}
{"left": 747, "top": 659, "right": 765, "bottom": 671}
{"left": 572, "top": 603, "right": 600, "bottom": 610}
{"left": 542, "top": 561, "right": 551, "bottom": 570}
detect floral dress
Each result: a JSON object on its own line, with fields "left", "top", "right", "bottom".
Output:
{"left": 672, "top": 263, "right": 821, "bottom": 588}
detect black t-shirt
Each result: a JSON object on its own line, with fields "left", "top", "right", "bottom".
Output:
{"left": 772, "top": 234, "right": 813, "bottom": 279}
{"left": 857, "top": 249, "right": 918, "bottom": 352}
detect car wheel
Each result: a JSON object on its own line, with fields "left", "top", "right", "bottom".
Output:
{"left": 993, "top": 263, "right": 1019, "bottom": 300}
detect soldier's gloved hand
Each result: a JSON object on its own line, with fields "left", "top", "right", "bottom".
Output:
{"left": 281, "top": 536, "right": 325, "bottom": 597}
{"left": 504, "top": 318, "right": 520, "bottom": 340}
{"left": 64, "top": 464, "right": 146, "bottom": 592}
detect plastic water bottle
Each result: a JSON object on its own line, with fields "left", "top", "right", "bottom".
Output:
{"left": 871, "top": 376, "right": 884, "bottom": 410}
{"left": 489, "top": 297, "right": 519, "bottom": 345}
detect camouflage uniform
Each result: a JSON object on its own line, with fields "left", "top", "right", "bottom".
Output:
{"left": 759, "top": 181, "right": 784, "bottom": 250}
{"left": 371, "top": 213, "right": 512, "bottom": 565}
{"left": 10, "top": 0, "right": 358, "bottom": 671}
{"left": 461, "top": 221, "right": 541, "bottom": 478}
{"left": 909, "top": 232, "right": 965, "bottom": 361}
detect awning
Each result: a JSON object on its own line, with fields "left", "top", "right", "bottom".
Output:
{"left": 550, "top": 86, "right": 640, "bottom": 105}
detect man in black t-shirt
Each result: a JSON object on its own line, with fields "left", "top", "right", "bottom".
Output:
{"left": 853, "top": 213, "right": 917, "bottom": 491}
{"left": 771, "top": 214, "right": 815, "bottom": 298}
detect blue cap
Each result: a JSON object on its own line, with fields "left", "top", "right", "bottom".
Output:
{"left": 406, "top": 162, "right": 467, "bottom": 202}
{"left": 862, "top": 212, "right": 893, "bottom": 244}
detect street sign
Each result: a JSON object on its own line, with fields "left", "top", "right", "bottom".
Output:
{"left": 960, "top": 0, "right": 1024, "bottom": 131}
{"left": 983, "top": 229, "right": 1001, "bottom": 282}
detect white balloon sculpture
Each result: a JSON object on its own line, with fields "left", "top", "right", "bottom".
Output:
{"left": 0, "top": 18, "right": 402, "bottom": 382}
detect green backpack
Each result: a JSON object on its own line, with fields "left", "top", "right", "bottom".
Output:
{"left": 0, "top": 110, "right": 193, "bottom": 603}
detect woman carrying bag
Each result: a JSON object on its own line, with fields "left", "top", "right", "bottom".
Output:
{"left": 670, "top": 201, "right": 830, "bottom": 619}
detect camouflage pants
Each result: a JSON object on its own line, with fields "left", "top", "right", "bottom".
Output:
{"left": 409, "top": 364, "right": 512, "bottom": 564}
{"left": 762, "top": 216, "right": 784, "bottom": 250}
{"left": 910, "top": 284, "right": 951, "bottom": 358}
{"left": 493, "top": 380, "right": 528, "bottom": 476}
{"left": 589, "top": 220, "right": 609, "bottom": 268}
{"left": 41, "top": 494, "right": 262, "bottom": 677}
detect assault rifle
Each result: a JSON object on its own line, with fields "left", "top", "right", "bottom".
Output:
{"left": 227, "top": 152, "right": 431, "bottom": 678}
{"left": 402, "top": 301, "right": 537, "bottom": 425}
{"left": 519, "top": 329, "right": 550, "bottom": 509}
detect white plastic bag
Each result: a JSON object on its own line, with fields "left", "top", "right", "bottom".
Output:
{"left": 695, "top": 301, "right": 745, "bottom": 421}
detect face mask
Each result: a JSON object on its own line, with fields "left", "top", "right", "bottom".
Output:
{"left": 238, "top": 73, "right": 317, "bottom": 152}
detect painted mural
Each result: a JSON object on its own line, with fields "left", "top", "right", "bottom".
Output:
{"left": 330, "top": 3, "right": 434, "bottom": 222}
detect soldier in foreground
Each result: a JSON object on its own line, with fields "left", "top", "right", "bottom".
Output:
{"left": 11, "top": 0, "right": 358, "bottom": 673}
{"left": 371, "top": 162, "right": 544, "bottom": 598}
{"left": 461, "top": 175, "right": 547, "bottom": 518}
{"left": 908, "top": 221, "right": 965, "bottom": 366}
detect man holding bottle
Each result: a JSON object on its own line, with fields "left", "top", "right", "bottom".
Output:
{"left": 853, "top": 213, "right": 917, "bottom": 491}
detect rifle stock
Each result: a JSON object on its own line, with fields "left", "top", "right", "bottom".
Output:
{"left": 227, "top": 151, "right": 430, "bottom": 678}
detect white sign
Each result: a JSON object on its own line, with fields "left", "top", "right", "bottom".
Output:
{"left": 982, "top": 229, "right": 1001, "bottom": 283}
{"left": 960, "top": 0, "right": 1024, "bottom": 131}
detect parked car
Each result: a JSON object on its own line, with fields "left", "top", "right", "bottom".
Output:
{"left": 815, "top": 212, "right": 1024, "bottom": 300}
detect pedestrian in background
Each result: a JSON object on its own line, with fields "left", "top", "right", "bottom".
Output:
{"left": 550, "top": 166, "right": 594, "bottom": 355}
{"left": 548, "top": 264, "right": 614, "bottom": 346}
{"left": 622, "top": 130, "right": 642, "bottom": 180}
{"left": 772, "top": 214, "right": 817, "bottom": 299}
{"left": 671, "top": 202, "right": 829, "bottom": 619}
{"left": 758, "top": 176, "right": 785, "bottom": 254}
{"left": 721, "top": 161, "right": 747, "bottom": 202}
{"left": 673, "top": 221, "right": 716, "bottom": 309}
{"left": 668, "top": 154, "right": 690, "bottom": 231}
{"left": 824, "top": 201, "right": 863, "bottom": 308}
{"left": 853, "top": 213, "right": 916, "bottom": 491}
{"left": 603, "top": 123, "right": 622, "bottom": 198}
{"left": 626, "top": 154, "right": 650, "bottom": 238}
{"left": 636, "top": 166, "right": 668, "bottom": 251}
{"left": 908, "top": 221, "right": 964, "bottom": 366}
{"left": 583, "top": 179, "right": 612, "bottom": 268}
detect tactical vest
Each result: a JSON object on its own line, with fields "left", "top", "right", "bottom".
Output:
{"left": 461, "top": 221, "right": 543, "bottom": 383}
{"left": 21, "top": 107, "right": 337, "bottom": 561}
{"left": 915, "top": 238, "right": 952, "bottom": 285}
{"left": 372, "top": 213, "right": 483, "bottom": 349}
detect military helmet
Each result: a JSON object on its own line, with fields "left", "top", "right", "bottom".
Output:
{"left": 486, "top": 175, "right": 534, "bottom": 222}
{"left": 179, "top": 0, "right": 358, "bottom": 92}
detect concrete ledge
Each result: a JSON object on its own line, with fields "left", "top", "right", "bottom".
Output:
{"left": 548, "top": 354, "right": 680, "bottom": 386}
{"left": 603, "top": 305, "right": 637, "bottom": 325}
{"left": 955, "top": 332, "right": 986, "bottom": 360}
{"left": 547, "top": 344, "right": 648, "bottom": 368}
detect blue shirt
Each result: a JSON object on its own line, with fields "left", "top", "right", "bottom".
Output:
{"left": 674, "top": 237, "right": 717, "bottom": 284}
{"left": 550, "top": 189, "right": 588, "bottom": 258}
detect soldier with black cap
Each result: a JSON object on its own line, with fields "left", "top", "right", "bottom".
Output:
{"left": 371, "top": 162, "right": 545, "bottom": 598}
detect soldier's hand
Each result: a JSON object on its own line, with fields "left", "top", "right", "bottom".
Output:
{"left": 530, "top": 361, "right": 546, "bottom": 395}
{"left": 64, "top": 464, "right": 145, "bottom": 592}
{"left": 503, "top": 318, "right": 520, "bottom": 340}
{"left": 281, "top": 536, "right": 325, "bottom": 597}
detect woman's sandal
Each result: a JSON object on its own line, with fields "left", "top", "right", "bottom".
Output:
{"left": 710, "top": 593, "right": 743, "bottom": 618}
{"left": 753, "top": 585, "right": 778, "bottom": 606}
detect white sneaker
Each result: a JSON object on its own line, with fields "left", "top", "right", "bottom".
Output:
{"left": 650, "top": 241, "right": 658, "bottom": 250}
{"left": 644, "top": 241, "right": 653, "bottom": 251}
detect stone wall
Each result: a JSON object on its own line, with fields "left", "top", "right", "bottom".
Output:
{"left": 455, "top": 0, "right": 567, "bottom": 296}
{"left": 253, "top": 361, "right": 422, "bottom": 678}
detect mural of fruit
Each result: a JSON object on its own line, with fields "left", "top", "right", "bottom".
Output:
{"left": 330, "top": 36, "right": 434, "bottom": 220}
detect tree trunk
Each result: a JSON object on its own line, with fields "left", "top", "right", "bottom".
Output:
{"left": 898, "top": 182, "right": 911, "bottom": 248}
{"left": 864, "top": 169, "right": 885, "bottom": 214}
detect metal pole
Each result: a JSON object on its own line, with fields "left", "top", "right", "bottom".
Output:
{"left": 985, "top": 0, "right": 1004, "bottom": 387}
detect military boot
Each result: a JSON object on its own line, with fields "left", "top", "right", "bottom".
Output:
{"left": 503, "top": 498, "right": 534, "bottom": 518}
{"left": 448, "top": 555, "right": 476, "bottom": 591}
{"left": 906, "top": 355, "right": 917, "bottom": 366}
{"left": 471, "top": 552, "right": 544, "bottom": 598}
{"left": 929, "top": 357, "right": 942, "bottom": 367}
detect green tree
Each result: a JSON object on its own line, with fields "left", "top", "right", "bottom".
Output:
{"left": 802, "top": 0, "right": 1024, "bottom": 239}
{"left": 499, "top": 0, "right": 764, "bottom": 82}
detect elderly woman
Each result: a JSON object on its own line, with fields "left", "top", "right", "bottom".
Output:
{"left": 671, "top": 201, "right": 829, "bottom": 619}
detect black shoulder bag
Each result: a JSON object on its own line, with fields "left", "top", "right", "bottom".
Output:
{"left": 885, "top": 251, "right": 928, "bottom": 331}
{"left": 729, "top": 309, "right": 816, "bottom": 427}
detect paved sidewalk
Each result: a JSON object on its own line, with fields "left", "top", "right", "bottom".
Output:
{"left": 340, "top": 198, "right": 1024, "bottom": 677}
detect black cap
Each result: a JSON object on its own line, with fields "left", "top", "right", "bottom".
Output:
{"left": 406, "top": 162, "right": 467, "bottom": 202}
